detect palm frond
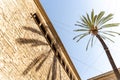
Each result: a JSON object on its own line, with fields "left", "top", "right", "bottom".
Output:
{"left": 74, "top": 33, "right": 89, "bottom": 42}
{"left": 86, "top": 13, "right": 92, "bottom": 26}
{"left": 75, "top": 24, "right": 86, "bottom": 28}
{"left": 76, "top": 33, "right": 89, "bottom": 42}
{"left": 95, "top": 17, "right": 104, "bottom": 27}
{"left": 91, "top": 35, "right": 95, "bottom": 47}
{"left": 100, "top": 14, "right": 113, "bottom": 25}
{"left": 91, "top": 9, "right": 94, "bottom": 24}
{"left": 97, "top": 11, "right": 105, "bottom": 21}
{"left": 96, "top": 11, "right": 105, "bottom": 26}
{"left": 80, "top": 17, "right": 87, "bottom": 25}
{"left": 96, "top": 14, "right": 113, "bottom": 27}
{"left": 73, "top": 34, "right": 82, "bottom": 40}
{"left": 105, "top": 31, "right": 120, "bottom": 35}
{"left": 86, "top": 35, "right": 95, "bottom": 51}
{"left": 77, "top": 21, "right": 89, "bottom": 27}
{"left": 73, "top": 32, "right": 88, "bottom": 40}
{"left": 93, "top": 15, "right": 97, "bottom": 26}
{"left": 100, "top": 31, "right": 115, "bottom": 37}
{"left": 73, "top": 29, "right": 89, "bottom": 32}
{"left": 75, "top": 22, "right": 89, "bottom": 29}
{"left": 81, "top": 15, "right": 91, "bottom": 27}
{"left": 100, "top": 23, "right": 120, "bottom": 28}
{"left": 86, "top": 35, "right": 92, "bottom": 51}
{"left": 76, "top": 21, "right": 87, "bottom": 26}
{"left": 100, "top": 34, "right": 114, "bottom": 43}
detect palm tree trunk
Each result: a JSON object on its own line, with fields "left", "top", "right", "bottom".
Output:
{"left": 96, "top": 34, "right": 120, "bottom": 80}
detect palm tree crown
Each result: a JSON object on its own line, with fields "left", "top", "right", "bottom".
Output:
{"left": 73, "top": 10, "right": 120, "bottom": 79}
{"left": 73, "top": 10, "right": 120, "bottom": 50}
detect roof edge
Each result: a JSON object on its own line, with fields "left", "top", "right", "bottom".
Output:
{"left": 88, "top": 68, "right": 120, "bottom": 80}
{"left": 33, "top": 0, "right": 81, "bottom": 80}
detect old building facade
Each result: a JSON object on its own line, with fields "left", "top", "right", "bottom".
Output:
{"left": 88, "top": 68, "right": 120, "bottom": 80}
{"left": 0, "top": 0, "right": 80, "bottom": 80}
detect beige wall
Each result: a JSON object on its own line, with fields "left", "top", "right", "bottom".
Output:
{"left": 0, "top": 0, "right": 74, "bottom": 80}
{"left": 88, "top": 69, "right": 120, "bottom": 80}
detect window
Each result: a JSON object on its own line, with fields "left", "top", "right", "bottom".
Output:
{"left": 66, "top": 66, "right": 69, "bottom": 73}
{"left": 57, "top": 52, "right": 61, "bottom": 61}
{"left": 40, "top": 24, "right": 46, "bottom": 35}
{"left": 46, "top": 34, "right": 52, "bottom": 44}
{"left": 32, "top": 13, "right": 40, "bottom": 25}
{"left": 52, "top": 43, "right": 57, "bottom": 52}
{"left": 61, "top": 59, "right": 65, "bottom": 68}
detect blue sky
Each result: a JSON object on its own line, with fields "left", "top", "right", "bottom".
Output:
{"left": 40, "top": 0, "right": 120, "bottom": 80}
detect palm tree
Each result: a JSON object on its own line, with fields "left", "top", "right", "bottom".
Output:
{"left": 73, "top": 10, "right": 120, "bottom": 79}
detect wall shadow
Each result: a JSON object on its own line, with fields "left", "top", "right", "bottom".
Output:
{"left": 16, "top": 38, "right": 48, "bottom": 47}
{"left": 23, "top": 26, "right": 42, "bottom": 35}
{"left": 52, "top": 55, "right": 57, "bottom": 80}
{"left": 46, "top": 55, "right": 57, "bottom": 80}
{"left": 23, "top": 50, "right": 51, "bottom": 75}
{"left": 16, "top": 26, "right": 48, "bottom": 47}
{"left": 15, "top": 26, "right": 58, "bottom": 79}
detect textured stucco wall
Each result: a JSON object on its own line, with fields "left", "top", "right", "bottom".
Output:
{"left": 88, "top": 70, "right": 120, "bottom": 80}
{"left": 0, "top": 0, "right": 70, "bottom": 80}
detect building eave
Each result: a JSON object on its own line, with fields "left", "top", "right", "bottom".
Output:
{"left": 88, "top": 68, "right": 120, "bottom": 80}
{"left": 33, "top": 0, "right": 81, "bottom": 80}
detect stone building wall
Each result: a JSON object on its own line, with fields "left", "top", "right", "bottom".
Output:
{"left": 89, "top": 73, "right": 116, "bottom": 80}
{"left": 0, "top": 0, "right": 76, "bottom": 80}
{"left": 88, "top": 69, "right": 120, "bottom": 80}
